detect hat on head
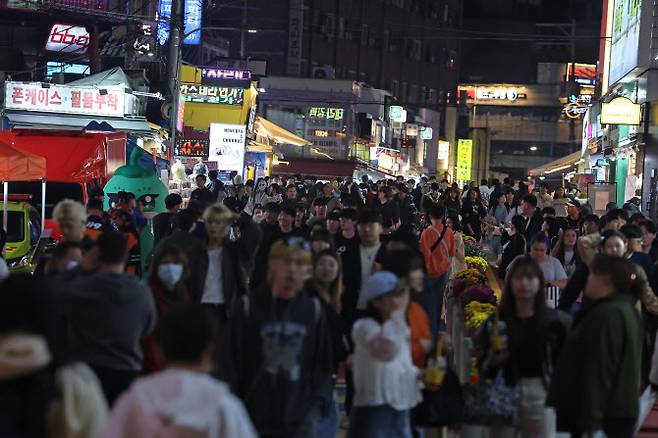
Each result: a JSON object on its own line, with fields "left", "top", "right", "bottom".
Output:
{"left": 327, "top": 210, "right": 341, "bottom": 221}
{"left": 358, "top": 209, "right": 383, "bottom": 224}
{"left": 363, "top": 271, "right": 399, "bottom": 302}
{"left": 566, "top": 199, "right": 581, "bottom": 208}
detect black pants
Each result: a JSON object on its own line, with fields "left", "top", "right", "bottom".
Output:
{"left": 90, "top": 365, "right": 138, "bottom": 407}
{"left": 567, "top": 418, "right": 636, "bottom": 438}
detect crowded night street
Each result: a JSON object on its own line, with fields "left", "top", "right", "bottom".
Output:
{"left": 1, "top": 0, "right": 658, "bottom": 437}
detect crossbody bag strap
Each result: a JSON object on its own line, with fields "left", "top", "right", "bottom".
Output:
{"left": 430, "top": 225, "right": 449, "bottom": 253}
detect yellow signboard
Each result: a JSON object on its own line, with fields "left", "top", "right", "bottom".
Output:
{"left": 456, "top": 139, "right": 473, "bottom": 181}
{"left": 601, "top": 96, "right": 641, "bottom": 125}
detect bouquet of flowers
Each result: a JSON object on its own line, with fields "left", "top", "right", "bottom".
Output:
{"left": 460, "top": 284, "right": 497, "bottom": 307}
{"left": 454, "top": 268, "right": 487, "bottom": 285}
{"left": 464, "top": 239, "right": 487, "bottom": 258}
{"left": 464, "top": 301, "right": 496, "bottom": 331}
{"left": 465, "top": 256, "right": 488, "bottom": 273}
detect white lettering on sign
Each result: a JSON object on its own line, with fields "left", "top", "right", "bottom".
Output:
{"left": 45, "top": 24, "right": 90, "bottom": 54}
{"left": 202, "top": 67, "right": 252, "bottom": 82}
{"left": 4, "top": 81, "right": 132, "bottom": 117}
{"left": 475, "top": 88, "right": 526, "bottom": 101}
{"left": 208, "top": 123, "right": 246, "bottom": 174}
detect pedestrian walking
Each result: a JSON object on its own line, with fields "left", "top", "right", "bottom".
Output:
{"left": 347, "top": 272, "right": 422, "bottom": 438}
{"left": 548, "top": 255, "right": 643, "bottom": 438}
{"left": 104, "top": 305, "right": 257, "bottom": 438}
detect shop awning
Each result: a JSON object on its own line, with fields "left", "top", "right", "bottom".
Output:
{"left": 246, "top": 140, "right": 274, "bottom": 153}
{"left": 255, "top": 116, "right": 311, "bottom": 147}
{"left": 528, "top": 151, "right": 582, "bottom": 176}
{"left": 0, "top": 139, "right": 46, "bottom": 181}
{"left": 272, "top": 158, "right": 356, "bottom": 179}
{"left": 3, "top": 111, "right": 153, "bottom": 134}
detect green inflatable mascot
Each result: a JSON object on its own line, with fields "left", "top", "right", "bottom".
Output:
{"left": 103, "top": 147, "right": 169, "bottom": 277}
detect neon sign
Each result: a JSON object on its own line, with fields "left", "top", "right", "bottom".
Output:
{"left": 180, "top": 84, "right": 244, "bottom": 105}
{"left": 45, "top": 24, "right": 90, "bottom": 54}
{"left": 308, "top": 107, "right": 344, "bottom": 121}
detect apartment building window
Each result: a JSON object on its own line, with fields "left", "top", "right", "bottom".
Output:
{"left": 409, "top": 84, "right": 418, "bottom": 103}
{"left": 322, "top": 13, "right": 335, "bottom": 40}
{"left": 337, "top": 17, "right": 345, "bottom": 39}
{"left": 425, "top": 44, "right": 436, "bottom": 64}
{"left": 391, "top": 80, "right": 399, "bottom": 96}
{"left": 448, "top": 49, "right": 457, "bottom": 70}
{"left": 391, "top": 0, "right": 404, "bottom": 8}
{"left": 401, "top": 82, "right": 408, "bottom": 102}
{"left": 411, "top": 39, "right": 422, "bottom": 61}
{"left": 420, "top": 86, "right": 426, "bottom": 105}
{"left": 360, "top": 24, "right": 369, "bottom": 46}
{"left": 383, "top": 30, "right": 390, "bottom": 52}
{"left": 427, "top": 88, "right": 436, "bottom": 104}
{"left": 443, "top": 3, "right": 449, "bottom": 22}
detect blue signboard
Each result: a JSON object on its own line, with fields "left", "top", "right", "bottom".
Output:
{"left": 157, "top": 0, "right": 201, "bottom": 46}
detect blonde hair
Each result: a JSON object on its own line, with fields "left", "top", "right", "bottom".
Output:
{"left": 202, "top": 203, "right": 237, "bottom": 223}
{"left": 266, "top": 239, "right": 312, "bottom": 287}
{"left": 53, "top": 199, "right": 86, "bottom": 224}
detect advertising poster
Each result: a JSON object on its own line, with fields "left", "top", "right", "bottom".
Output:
{"left": 456, "top": 139, "right": 473, "bottom": 181}
{"left": 609, "top": 0, "right": 642, "bottom": 85}
{"left": 208, "top": 123, "right": 246, "bottom": 173}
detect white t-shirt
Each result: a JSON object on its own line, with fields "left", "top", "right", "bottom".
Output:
{"left": 539, "top": 256, "right": 568, "bottom": 283}
{"left": 351, "top": 315, "right": 422, "bottom": 410}
{"left": 357, "top": 244, "right": 381, "bottom": 309}
{"left": 201, "top": 248, "right": 224, "bottom": 304}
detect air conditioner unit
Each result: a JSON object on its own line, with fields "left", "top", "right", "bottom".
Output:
{"left": 312, "top": 66, "right": 335, "bottom": 79}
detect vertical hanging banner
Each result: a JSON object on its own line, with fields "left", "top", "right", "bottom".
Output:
{"left": 456, "top": 139, "right": 473, "bottom": 181}
{"left": 286, "top": 0, "right": 303, "bottom": 75}
{"left": 157, "top": 0, "right": 202, "bottom": 46}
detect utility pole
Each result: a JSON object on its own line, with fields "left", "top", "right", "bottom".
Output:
{"left": 168, "top": 0, "right": 183, "bottom": 150}
{"left": 240, "top": 0, "right": 247, "bottom": 58}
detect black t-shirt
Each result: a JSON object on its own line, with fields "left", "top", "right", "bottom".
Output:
{"left": 514, "top": 316, "right": 544, "bottom": 378}
{"left": 335, "top": 233, "right": 360, "bottom": 256}
{"left": 190, "top": 187, "right": 214, "bottom": 205}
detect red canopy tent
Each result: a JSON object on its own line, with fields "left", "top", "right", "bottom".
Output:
{"left": 0, "top": 140, "right": 47, "bottom": 234}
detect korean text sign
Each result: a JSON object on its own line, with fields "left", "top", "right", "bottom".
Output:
{"left": 4, "top": 82, "right": 126, "bottom": 117}
{"left": 456, "top": 139, "right": 473, "bottom": 181}
{"left": 157, "top": 0, "right": 202, "bottom": 46}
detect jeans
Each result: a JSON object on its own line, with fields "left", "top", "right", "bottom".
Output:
{"left": 347, "top": 405, "right": 411, "bottom": 438}
{"left": 315, "top": 397, "right": 338, "bottom": 438}
{"left": 491, "top": 235, "right": 503, "bottom": 256}
{"left": 421, "top": 274, "right": 448, "bottom": 338}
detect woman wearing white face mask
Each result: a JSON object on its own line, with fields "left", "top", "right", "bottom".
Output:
{"left": 142, "top": 245, "right": 191, "bottom": 373}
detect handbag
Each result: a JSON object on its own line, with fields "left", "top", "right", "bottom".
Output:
{"left": 463, "top": 370, "right": 520, "bottom": 426}
{"left": 413, "top": 340, "right": 465, "bottom": 427}
{"left": 464, "top": 314, "right": 520, "bottom": 426}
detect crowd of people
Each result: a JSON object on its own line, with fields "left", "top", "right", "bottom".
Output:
{"left": 1, "top": 172, "right": 658, "bottom": 438}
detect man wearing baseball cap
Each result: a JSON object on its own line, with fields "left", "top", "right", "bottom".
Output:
{"left": 220, "top": 238, "right": 333, "bottom": 437}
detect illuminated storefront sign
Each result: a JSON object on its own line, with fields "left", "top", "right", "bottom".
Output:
{"left": 208, "top": 123, "right": 246, "bottom": 173}
{"left": 157, "top": 0, "right": 202, "bottom": 46}
{"left": 307, "top": 129, "right": 333, "bottom": 137}
{"left": 45, "top": 24, "right": 89, "bottom": 54}
{"left": 133, "top": 21, "right": 156, "bottom": 59}
{"left": 4, "top": 82, "right": 131, "bottom": 117}
{"left": 420, "top": 127, "right": 433, "bottom": 140}
{"left": 202, "top": 67, "right": 252, "bottom": 83}
{"left": 175, "top": 138, "right": 209, "bottom": 157}
{"left": 601, "top": 96, "right": 641, "bottom": 125}
{"left": 438, "top": 140, "right": 450, "bottom": 161}
{"left": 566, "top": 63, "right": 597, "bottom": 86}
{"left": 475, "top": 87, "right": 526, "bottom": 101}
{"left": 388, "top": 105, "right": 406, "bottom": 122}
{"left": 456, "top": 139, "right": 473, "bottom": 181}
{"left": 564, "top": 102, "right": 589, "bottom": 119}
{"left": 405, "top": 124, "right": 419, "bottom": 137}
{"left": 180, "top": 84, "right": 244, "bottom": 105}
{"left": 308, "top": 107, "right": 344, "bottom": 121}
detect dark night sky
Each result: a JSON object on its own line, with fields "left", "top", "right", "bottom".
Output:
{"left": 460, "top": 0, "right": 603, "bottom": 83}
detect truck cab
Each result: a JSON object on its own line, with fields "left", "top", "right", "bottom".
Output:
{"left": 1, "top": 195, "right": 41, "bottom": 273}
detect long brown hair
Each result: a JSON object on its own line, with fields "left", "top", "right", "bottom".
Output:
{"left": 499, "top": 255, "right": 548, "bottom": 321}
{"left": 312, "top": 250, "right": 343, "bottom": 313}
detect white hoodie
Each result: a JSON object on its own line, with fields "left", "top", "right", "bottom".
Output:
{"left": 103, "top": 368, "right": 257, "bottom": 438}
